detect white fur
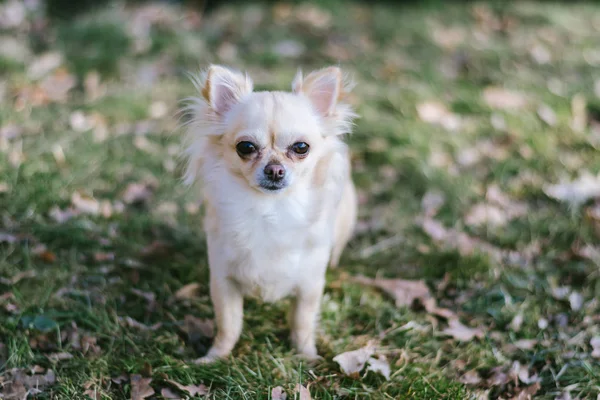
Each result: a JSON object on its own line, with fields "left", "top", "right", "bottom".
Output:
{"left": 182, "top": 65, "right": 357, "bottom": 362}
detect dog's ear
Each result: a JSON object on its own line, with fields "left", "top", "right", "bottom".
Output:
{"left": 202, "top": 65, "right": 253, "bottom": 115}
{"left": 292, "top": 67, "right": 342, "bottom": 117}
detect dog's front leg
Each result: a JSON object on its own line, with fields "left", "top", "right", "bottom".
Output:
{"left": 196, "top": 276, "right": 243, "bottom": 363}
{"left": 290, "top": 276, "right": 326, "bottom": 360}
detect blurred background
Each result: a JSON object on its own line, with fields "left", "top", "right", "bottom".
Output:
{"left": 1, "top": 0, "right": 600, "bottom": 398}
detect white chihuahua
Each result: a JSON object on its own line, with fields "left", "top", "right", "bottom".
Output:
{"left": 182, "top": 65, "right": 357, "bottom": 362}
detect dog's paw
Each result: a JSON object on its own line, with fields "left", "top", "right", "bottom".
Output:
{"left": 193, "top": 356, "right": 216, "bottom": 365}
{"left": 297, "top": 345, "right": 322, "bottom": 362}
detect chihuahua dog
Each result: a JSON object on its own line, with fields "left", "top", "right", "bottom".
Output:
{"left": 182, "top": 65, "right": 357, "bottom": 362}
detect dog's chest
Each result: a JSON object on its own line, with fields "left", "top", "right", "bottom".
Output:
{"left": 208, "top": 194, "right": 330, "bottom": 300}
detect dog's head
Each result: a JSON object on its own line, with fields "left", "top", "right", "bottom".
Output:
{"left": 184, "top": 65, "right": 355, "bottom": 193}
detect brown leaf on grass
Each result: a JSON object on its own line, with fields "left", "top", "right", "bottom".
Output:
{"left": 130, "top": 374, "right": 154, "bottom": 400}
{"left": 1, "top": 368, "right": 56, "bottom": 399}
{"left": 293, "top": 384, "right": 312, "bottom": 400}
{"left": 175, "top": 283, "right": 201, "bottom": 300}
{"left": 112, "top": 374, "right": 129, "bottom": 384}
{"left": 71, "top": 191, "right": 100, "bottom": 215}
{"left": 537, "top": 104, "right": 557, "bottom": 126}
{"left": 122, "top": 182, "right": 156, "bottom": 204}
{"left": 366, "top": 355, "right": 391, "bottom": 380}
{"left": 49, "top": 206, "right": 77, "bottom": 223}
{"left": 0, "top": 232, "right": 17, "bottom": 243}
{"left": 84, "top": 71, "right": 106, "bottom": 102}
{"left": 130, "top": 288, "right": 156, "bottom": 304}
{"left": 421, "top": 217, "right": 503, "bottom": 261}
{"left": 544, "top": 172, "right": 600, "bottom": 206}
{"left": 482, "top": 87, "right": 528, "bottom": 110}
{"left": 161, "top": 388, "right": 181, "bottom": 399}
{"left": 120, "top": 316, "right": 162, "bottom": 331}
{"left": 352, "top": 274, "right": 456, "bottom": 320}
{"left": 271, "top": 386, "right": 287, "bottom": 400}
{"left": 333, "top": 342, "right": 375, "bottom": 378}
{"left": 464, "top": 185, "right": 528, "bottom": 228}
{"left": 590, "top": 336, "right": 600, "bottom": 358}
{"left": 47, "top": 352, "right": 73, "bottom": 362}
{"left": 421, "top": 189, "right": 446, "bottom": 217}
{"left": 571, "top": 94, "right": 587, "bottom": 133}
{"left": 182, "top": 315, "right": 214, "bottom": 341}
{"left": 513, "top": 339, "right": 537, "bottom": 350}
{"left": 39, "top": 68, "right": 77, "bottom": 103}
{"left": 165, "top": 379, "right": 208, "bottom": 396}
{"left": 32, "top": 244, "right": 57, "bottom": 263}
{"left": 416, "top": 101, "right": 461, "bottom": 131}
{"left": 442, "top": 319, "right": 484, "bottom": 342}
{"left": 486, "top": 366, "right": 510, "bottom": 387}
{"left": 84, "top": 387, "right": 101, "bottom": 400}
{"left": 459, "top": 370, "right": 481, "bottom": 385}
{"left": 0, "top": 269, "right": 36, "bottom": 285}
{"left": 352, "top": 275, "right": 431, "bottom": 308}
{"left": 139, "top": 240, "right": 170, "bottom": 259}
{"left": 514, "top": 382, "right": 541, "bottom": 400}
{"left": 511, "top": 361, "right": 539, "bottom": 385}
{"left": 27, "top": 52, "right": 63, "bottom": 80}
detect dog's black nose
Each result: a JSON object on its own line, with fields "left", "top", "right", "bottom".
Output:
{"left": 264, "top": 163, "right": 285, "bottom": 181}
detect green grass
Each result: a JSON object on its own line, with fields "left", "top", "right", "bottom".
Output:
{"left": 1, "top": 1, "right": 600, "bottom": 398}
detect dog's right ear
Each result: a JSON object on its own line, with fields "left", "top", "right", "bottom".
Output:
{"left": 202, "top": 65, "right": 253, "bottom": 115}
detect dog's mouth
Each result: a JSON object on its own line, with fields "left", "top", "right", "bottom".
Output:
{"left": 258, "top": 180, "right": 288, "bottom": 192}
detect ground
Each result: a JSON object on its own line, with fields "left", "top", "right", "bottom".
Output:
{"left": 1, "top": 1, "right": 600, "bottom": 399}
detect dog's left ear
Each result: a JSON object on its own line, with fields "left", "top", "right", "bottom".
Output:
{"left": 292, "top": 67, "right": 342, "bottom": 117}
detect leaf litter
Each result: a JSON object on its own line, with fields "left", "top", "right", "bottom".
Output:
{"left": 130, "top": 374, "right": 154, "bottom": 400}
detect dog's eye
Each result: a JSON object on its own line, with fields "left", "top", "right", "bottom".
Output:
{"left": 236, "top": 141, "right": 257, "bottom": 156}
{"left": 291, "top": 142, "right": 309, "bottom": 155}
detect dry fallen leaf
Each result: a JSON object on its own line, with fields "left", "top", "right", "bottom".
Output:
{"left": 0, "top": 368, "right": 56, "bottom": 399}
{"left": 182, "top": 315, "right": 214, "bottom": 340}
{"left": 293, "top": 384, "right": 312, "bottom": 400}
{"left": 0, "top": 269, "right": 36, "bottom": 285}
{"left": 366, "top": 355, "right": 391, "bottom": 380}
{"left": 175, "top": 283, "right": 200, "bottom": 300}
{"left": 537, "top": 104, "right": 557, "bottom": 126}
{"left": 421, "top": 217, "right": 503, "bottom": 261}
{"left": 165, "top": 379, "right": 208, "bottom": 397}
{"left": 130, "top": 374, "right": 154, "bottom": 400}
{"left": 161, "top": 388, "right": 181, "bottom": 399}
{"left": 416, "top": 101, "right": 461, "bottom": 131}
{"left": 121, "top": 316, "right": 162, "bottom": 331}
{"left": 511, "top": 361, "right": 540, "bottom": 385}
{"left": 459, "top": 370, "right": 481, "bottom": 385}
{"left": 47, "top": 352, "right": 73, "bottom": 362}
{"left": 271, "top": 386, "right": 287, "bottom": 400}
{"left": 486, "top": 366, "right": 510, "bottom": 387}
{"left": 421, "top": 189, "right": 446, "bottom": 217}
{"left": 122, "top": 182, "right": 155, "bottom": 205}
{"left": 569, "top": 291, "right": 583, "bottom": 311}
{"left": 515, "top": 382, "right": 541, "bottom": 400}
{"left": 84, "top": 387, "right": 101, "bottom": 400}
{"left": 590, "top": 336, "right": 600, "bottom": 358}
{"left": 482, "top": 87, "right": 528, "bottom": 110}
{"left": 352, "top": 274, "right": 456, "bottom": 320}
{"left": 513, "top": 339, "right": 537, "bottom": 350}
{"left": 544, "top": 172, "right": 600, "bottom": 206}
{"left": 442, "top": 319, "right": 484, "bottom": 342}
{"left": 71, "top": 191, "right": 100, "bottom": 215}
{"left": 571, "top": 94, "right": 587, "bottom": 133}
{"left": 352, "top": 275, "right": 431, "bottom": 308}
{"left": 510, "top": 313, "right": 523, "bottom": 332}
{"left": 333, "top": 342, "right": 375, "bottom": 378}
